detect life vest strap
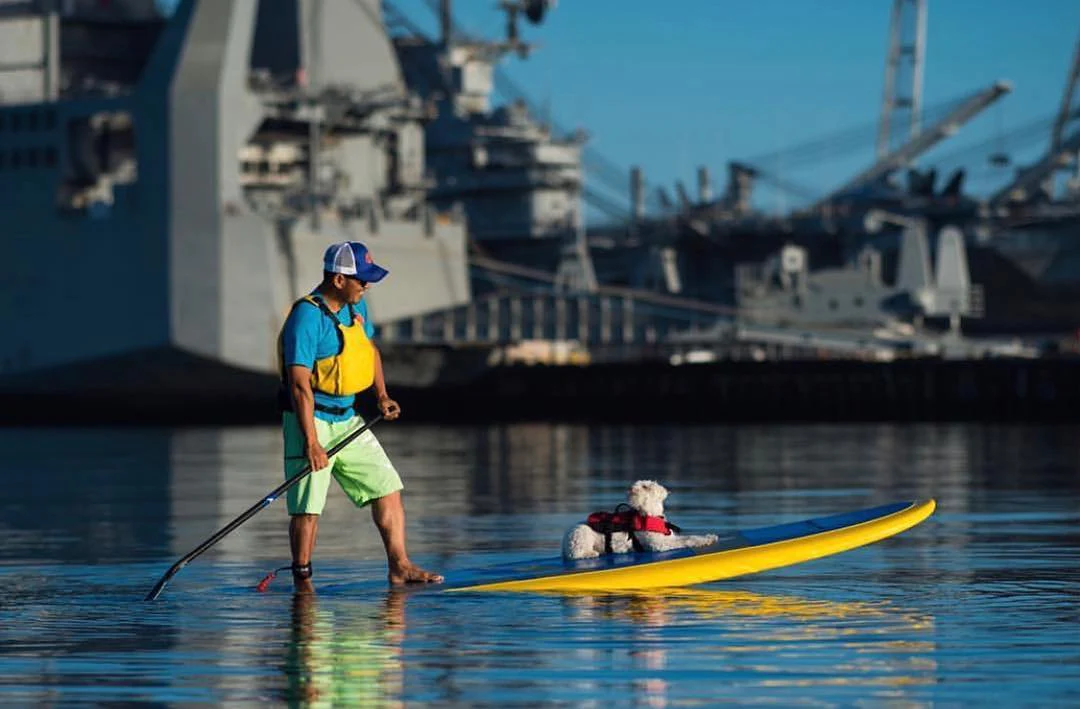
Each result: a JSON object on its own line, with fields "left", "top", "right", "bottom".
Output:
{"left": 277, "top": 294, "right": 369, "bottom": 413}
{"left": 305, "top": 296, "right": 354, "bottom": 358}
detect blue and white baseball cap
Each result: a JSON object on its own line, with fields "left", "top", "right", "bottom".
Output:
{"left": 322, "top": 241, "right": 389, "bottom": 283}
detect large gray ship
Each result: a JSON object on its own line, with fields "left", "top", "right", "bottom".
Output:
{"left": 0, "top": 0, "right": 471, "bottom": 400}
{"left": 1, "top": 0, "right": 1075, "bottom": 425}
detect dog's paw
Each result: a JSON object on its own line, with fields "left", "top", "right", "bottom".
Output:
{"left": 691, "top": 534, "right": 719, "bottom": 547}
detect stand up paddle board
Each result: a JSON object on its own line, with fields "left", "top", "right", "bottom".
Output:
{"left": 440, "top": 499, "right": 935, "bottom": 592}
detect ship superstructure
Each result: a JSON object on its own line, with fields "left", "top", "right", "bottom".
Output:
{"left": 388, "top": 0, "right": 597, "bottom": 291}
{"left": 0, "top": 0, "right": 469, "bottom": 387}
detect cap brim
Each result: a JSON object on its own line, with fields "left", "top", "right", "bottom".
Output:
{"left": 357, "top": 263, "right": 389, "bottom": 283}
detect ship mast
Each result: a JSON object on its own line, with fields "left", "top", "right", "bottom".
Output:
{"left": 305, "top": 0, "right": 322, "bottom": 231}
{"left": 440, "top": 0, "right": 452, "bottom": 47}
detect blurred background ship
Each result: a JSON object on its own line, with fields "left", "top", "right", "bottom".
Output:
{"left": 382, "top": 0, "right": 1080, "bottom": 359}
{"left": 0, "top": 0, "right": 1078, "bottom": 419}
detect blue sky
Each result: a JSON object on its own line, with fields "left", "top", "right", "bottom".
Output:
{"left": 160, "top": 1, "right": 1080, "bottom": 216}
{"left": 390, "top": 0, "right": 1080, "bottom": 215}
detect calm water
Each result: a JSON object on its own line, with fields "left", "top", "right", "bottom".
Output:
{"left": 1, "top": 422, "right": 1078, "bottom": 706}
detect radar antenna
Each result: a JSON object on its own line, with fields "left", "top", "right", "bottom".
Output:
{"left": 498, "top": 0, "right": 556, "bottom": 57}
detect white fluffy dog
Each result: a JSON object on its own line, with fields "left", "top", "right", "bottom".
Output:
{"left": 561, "top": 480, "right": 719, "bottom": 560}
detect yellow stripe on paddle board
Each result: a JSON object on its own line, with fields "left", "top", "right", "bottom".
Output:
{"left": 448, "top": 499, "right": 936, "bottom": 593}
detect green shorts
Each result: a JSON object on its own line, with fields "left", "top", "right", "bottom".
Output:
{"left": 282, "top": 412, "right": 404, "bottom": 515}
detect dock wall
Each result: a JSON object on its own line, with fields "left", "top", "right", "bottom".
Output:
{"left": 390, "top": 357, "right": 1080, "bottom": 423}
{"left": 2, "top": 353, "right": 1077, "bottom": 425}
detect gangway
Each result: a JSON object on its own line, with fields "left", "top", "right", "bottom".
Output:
{"left": 376, "top": 280, "right": 735, "bottom": 348}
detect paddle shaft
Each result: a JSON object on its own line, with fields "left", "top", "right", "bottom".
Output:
{"left": 144, "top": 414, "right": 384, "bottom": 601}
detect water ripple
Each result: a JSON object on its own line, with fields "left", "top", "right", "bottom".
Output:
{"left": 1, "top": 423, "right": 1078, "bottom": 704}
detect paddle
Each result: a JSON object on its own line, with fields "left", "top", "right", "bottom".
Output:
{"left": 144, "top": 414, "right": 384, "bottom": 601}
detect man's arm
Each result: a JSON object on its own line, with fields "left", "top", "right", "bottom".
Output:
{"left": 372, "top": 345, "right": 401, "bottom": 420}
{"left": 287, "top": 364, "right": 329, "bottom": 471}
{"left": 281, "top": 304, "right": 330, "bottom": 471}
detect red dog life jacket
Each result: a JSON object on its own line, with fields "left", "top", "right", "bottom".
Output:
{"left": 584, "top": 504, "right": 681, "bottom": 553}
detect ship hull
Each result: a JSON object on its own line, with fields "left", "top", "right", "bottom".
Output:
{"left": 0, "top": 342, "right": 495, "bottom": 425}
{"left": 0, "top": 0, "right": 470, "bottom": 392}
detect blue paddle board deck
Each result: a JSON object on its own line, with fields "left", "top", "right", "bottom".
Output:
{"left": 431, "top": 500, "right": 932, "bottom": 592}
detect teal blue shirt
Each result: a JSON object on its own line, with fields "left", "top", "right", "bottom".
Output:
{"left": 280, "top": 294, "right": 375, "bottom": 422}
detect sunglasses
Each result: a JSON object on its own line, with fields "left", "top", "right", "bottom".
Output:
{"left": 345, "top": 275, "right": 369, "bottom": 287}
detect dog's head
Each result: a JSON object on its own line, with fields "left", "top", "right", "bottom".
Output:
{"left": 627, "top": 479, "right": 668, "bottom": 518}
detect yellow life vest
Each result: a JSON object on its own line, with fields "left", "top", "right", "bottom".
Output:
{"left": 278, "top": 295, "right": 376, "bottom": 397}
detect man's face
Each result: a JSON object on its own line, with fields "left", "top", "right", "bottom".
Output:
{"left": 328, "top": 273, "right": 370, "bottom": 304}
{"left": 343, "top": 274, "right": 369, "bottom": 304}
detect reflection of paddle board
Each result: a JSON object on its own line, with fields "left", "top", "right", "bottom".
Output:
{"left": 442, "top": 500, "right": 935, "bottom": 593}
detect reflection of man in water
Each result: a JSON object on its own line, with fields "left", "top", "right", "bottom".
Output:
{"left": 284, "top": 592, "right": 406, "bottom": 707}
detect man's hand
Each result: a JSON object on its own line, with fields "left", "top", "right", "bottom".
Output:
{"left": 378, "top": 394, "right": 402, "bottom": 421}
{"left": 305, "top": 440, "right": 330, "bottom": 472}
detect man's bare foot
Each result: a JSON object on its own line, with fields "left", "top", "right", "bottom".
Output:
{"left": 293, "top": 577, "right": 315, "bottom": 594}
{"left": 388, "top": 561, "right": 443, "bottom": 585}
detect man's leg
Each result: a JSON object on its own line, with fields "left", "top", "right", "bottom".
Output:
{"left": 289, "top": 513, "right": 318, "bottom": 592}
{"left": 328, "top": 418, "right": 441, "bottom": 585}
{"left": 283, "top": 412, "right": 334, "bottom": 592}
{"left": 371, "top": 491, "right": 443, "bottom": 585}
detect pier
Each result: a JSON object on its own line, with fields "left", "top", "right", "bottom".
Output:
{"left": 387, "top": 355, "right": 1080, "bottom": 424}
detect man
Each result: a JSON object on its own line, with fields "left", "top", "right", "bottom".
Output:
{"left": 278, "top": 240, "right": 442, "bottom": 592}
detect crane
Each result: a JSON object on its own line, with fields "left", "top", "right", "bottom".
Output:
{"left": 989, "top": 32, "right": 1080, "bottom": 209}
{"left": 816, "top": 80, "right": 1012, "bottom": 210}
